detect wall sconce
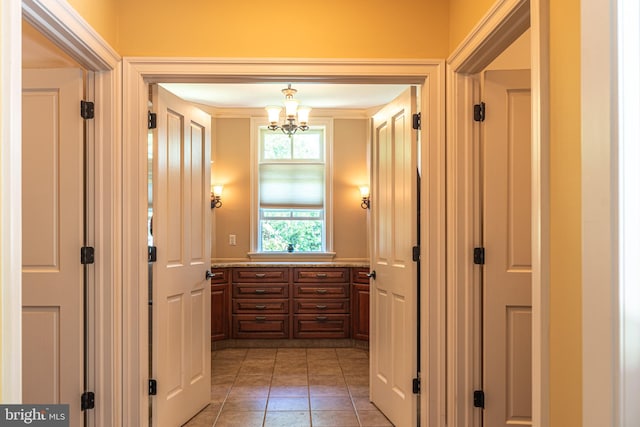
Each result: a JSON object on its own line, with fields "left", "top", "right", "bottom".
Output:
{"left": 359, "top": 185, "right": 370, "bottom": 209}
{"left": 211, "top": 185, "right": 223, "bottom": 209}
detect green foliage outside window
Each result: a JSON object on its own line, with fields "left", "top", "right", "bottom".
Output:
{"left": 260, "top": 219, "right": 322, "bottom": 252}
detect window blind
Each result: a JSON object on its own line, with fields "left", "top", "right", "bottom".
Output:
{"left": 259, "top": 163, "right": 324, "bottom": 208}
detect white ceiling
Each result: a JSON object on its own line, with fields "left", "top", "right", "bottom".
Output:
{"left": 160, "top": 83, "right": 410, "bottom": 110}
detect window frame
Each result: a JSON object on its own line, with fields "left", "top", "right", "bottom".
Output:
{"left": 249, "top": 117, "right": 334, "bottom": 259}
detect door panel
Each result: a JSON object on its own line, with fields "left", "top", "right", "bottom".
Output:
{"left": 152, "top": 85, "right": 212, "bottom": 427}
{"left": 22, "top": 68, "right": 84, "bottom": 426}
{"left": 370, "top": 87, "right": 418, "bottom": 427}
{"left": 483, "top": 69, "right": 532, "bottom": 427}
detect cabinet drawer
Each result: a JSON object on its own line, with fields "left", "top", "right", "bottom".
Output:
{"left": 293, "top": 299, "right": 349, "bottom": 314}
{"left": 293, "top": 268, "right": 349, "bottom": 283}
{"left": 210, "top": 268, "right": 229, "bottom": 284}
{"left": 233, "top": 268, "right": 288, "bottom": 282}
{"left": 293, "top": 314, "right": 350, "bottom": 338}
{"left": 293, "top": 284, "right": 349, "bottom": 299}
{"left": 232, "top": 314, "right": 289, "bottom": 339}
{"left": 233, "top": 283, "right": 289, "bottom": 298}
{"left": 233, "top": 298, "right": 288, "bottom": 314}
{"left": 351, "top": 268, "right": 371, "bottom": 284}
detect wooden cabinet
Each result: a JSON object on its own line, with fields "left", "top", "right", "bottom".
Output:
{"left": 231, "top": 268, "right": 290, "bottom": 339}
{"left": 293, "top": 267, "right": 351, "bottom": 339}
{"left": 213, "top": 265, "right": 369, "bottom": 341}
{"left": 210, "top": 268, "right": 230, "bottom": 341}
{"left": 351, "top": 267, "right": 370, "bottom": 341}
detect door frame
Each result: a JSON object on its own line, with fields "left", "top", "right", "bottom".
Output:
{"left": 2, "top": 0, "right": 120, "bottom": 423}
{"left": 446, "top": 0, "right": 549, "bottom": 426}
{"left": 122, "top": 57, "right": 446, "bottom": 427}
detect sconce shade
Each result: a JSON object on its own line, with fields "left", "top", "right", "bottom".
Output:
{"left": 359, "top": 186, "right": 370, "bottom": 198}
{"left": 212, "top": 185, "right": 224, "bottom": 197}
{"left": 266, "top": 106, "right": 281, "bottom": 124}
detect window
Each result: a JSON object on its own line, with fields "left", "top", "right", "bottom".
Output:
{"left": 254, "top": 123, "right": 332, "bottom": 254}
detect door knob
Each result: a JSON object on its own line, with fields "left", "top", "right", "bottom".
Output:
{"left": 366, "top": 271, "right": 376, "bottom": 280}
{"left": 205, "top": 270, "right": 214, "bottom": 280}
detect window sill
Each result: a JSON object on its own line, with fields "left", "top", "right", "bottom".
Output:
{"left": 247, "top": 252, "right": 336, "bottom": 262}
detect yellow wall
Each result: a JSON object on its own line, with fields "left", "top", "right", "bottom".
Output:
{"left": 66, "top": 0, "right": 118, "bottom": 49}
{"left": 211, "top": 117, "right": 369, "bottom": 261}
{"left": 114, "top": 0, "right": 449, "bottom": 58}
{"left": 448, "top": 0, "right": 495, "bottom": 52}
{"left": 548, "top": 0, "right": 582, "bottom": 425}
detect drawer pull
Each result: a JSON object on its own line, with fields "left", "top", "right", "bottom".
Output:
{"left": 316, "top": 273, "right": 328, "bottom": 278}
{"left": 315, "top": 289, "right": 328, "bottom": 294}
{"left": 254, "top": 289, "right": 266, "bottom": 294}
{"left": 255, "top": 273, "right": 266, "bottom": 278}
{"left": 315, "top": 316, "right": 328, "bottom": 321}
{"left": 255, "top": 305, "right": 267, "bottom": 310}
{"left": 255, "top": 316, "right": 267, "bottom": 321}
{"left": 315, "top": 305, "right": 328, "bottom": 309}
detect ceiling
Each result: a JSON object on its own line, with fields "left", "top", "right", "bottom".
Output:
{"left": 160, "top": 83, "right": 410, "bottom": 110}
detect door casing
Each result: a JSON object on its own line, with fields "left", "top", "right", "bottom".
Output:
{"left": 446, "top": 0, "right": 550, "bottom": 426}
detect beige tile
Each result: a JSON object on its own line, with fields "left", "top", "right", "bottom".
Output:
{"left": 311, "top": 409, "right": 359, "bottom": 426}
{"left": 214, "top": 348, "right": 248, "bottom": 360}
{"left": 213, "top": 409, "right": 264, "bottom": 427}
{"left": 310, "top": 396, "right": 355, "bottom": 411}
{"left": 227, "top": 385, "right": 270, "bottom": 398}
{"left": 276, "top": 348, "right": 307, "bottom": 359}
{"left": 308, "top": 375, "right": 346, "bottom": 386}
{"left": 344, "top": 374, "right": 369, "bottom": 386}
{"left": 212, "top": 374, "right": 237, "bottom": 386}
{"left": 267, "top": 396, "right": 310, "bottom": 411}
{"left": 268, "top": 385, "right": 309, "bottom": 397}
{"left": 306, "top": 348, "right": 338, "bottom": 360}
{"left": 234, "top": 374, "right": 272, "bottom": 387}
{"left": 270, "top": 375, "right": 308, "bottom": 386}
{"left": 210, "top": 384, "right": 231, "bottom": 402}
{"left": 273, "top": 363, "right": 308, "bottom": 376}
{"left": 348, "top": 384, "right": 370, "bottom": 397}
{"left": 357, "top": 409, "right": 394, "bottom": 427}
{"left": 352, "top": 397, "right": 378, "bottom": 412}
{"left": 182, "top": 402, "right": 221, "bottom": 427}
{"left": 308, "top": 364, "right": 343, "bottom": 375}
{"left": 309, "top": 384, "right": 350, "bottom": 397}
{"left": 336, "top": 348, "right": 369, "bottom": 360}
{"left": 263, "top": 410, "right": 311, "bottom": 427}
{"left": 238, "top": 361, "right": 274, "bottom": 376}
{"left": 245, "top": 348, "right": 277, "bottom": 360}
{"left": 221, "top": 396, "right": 267, "bottom": 412}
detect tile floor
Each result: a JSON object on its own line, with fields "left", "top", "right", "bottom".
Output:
{"left": 182, "top": 347, "right": 393, "bottom": 427}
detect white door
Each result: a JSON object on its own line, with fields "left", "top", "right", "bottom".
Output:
{"left": 151, "top": 85, "right": 212, "bottom": 427}
{"left": 482, "top": 69, "right": 532, "bottom": 427}
{"left": 22, "top": 68, "right": 84, "bottom": 425}
{"left": 370, "top": 86, "right": 418, "bottom": 426}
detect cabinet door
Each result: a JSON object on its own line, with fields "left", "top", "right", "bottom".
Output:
{"left": 211, "top": 283, "right": 229, "bottom": 341}
{"left": 352, "top": 284, "right": 370, "bottom": 341}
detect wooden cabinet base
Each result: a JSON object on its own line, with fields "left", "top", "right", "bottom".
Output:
{"left": 293, "top": 314, "right": 351, "bottom": 339}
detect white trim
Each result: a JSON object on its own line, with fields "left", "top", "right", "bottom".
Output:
{"left": 17, "top": 1, "right": 120, "bottom": 423}
{"left": 122, "top": 57, "right": 445, "bottom": 427}
{"left": 1, "top": 0, "right": 23, "bottom": 403}
{"left": 617, "top": 2, "right": 640, "bottom": 425}
{"left": 446, "top": 0, "right": 549, "bottom": 425}
{"left": 21, "top": 0, "right": 119, "bottom": 70}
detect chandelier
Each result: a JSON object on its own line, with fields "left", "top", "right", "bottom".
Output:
{"left": 265, "top": 84, "right": 311, "bottom": 136}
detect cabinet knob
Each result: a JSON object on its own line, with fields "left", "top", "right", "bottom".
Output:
{"left": 315, "top": 289, "right": 328, "bottom": 294}
{"left": 255, "top": 305, "right": 266, "bottom": 310}
{"left": 255, "top": 273, "right": 266, "bottom": 278}
{"left": 316, "top": 273, "right": 327, "bottom": 278}
{"left": 254, "top": 289, "right": 266, "bottom": 294}
{"left": 315, "top": 305, "right": 328, "bottom": 310}
{"left": 255, "top": 316, "right": 267, "bottom": 321}
{"left": 315, "top": 316, "right": 328, "bottom": 321}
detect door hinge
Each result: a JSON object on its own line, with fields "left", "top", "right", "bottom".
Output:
{"left": 412, "top": 245, "right": 420, "bottom": 262}
{"left": 149, "top": 379, "right": 158, "bottom": 396}
{"left": 412, "top": 112, "right": 421, "bottom": 130}
{"left": 148, "top": 246, "right": 157, "bottom": 263}
{"left": 81, "top": 391, "right": 95, "bottom": 410}
{"left": 81, "top": 246, "right": 95, "bottom": 265}
{"left": 473, "top": 102, "right": 485, "bottom": 122}
{"left": 80, "top": 100, "right": 95, "bottom": 119}
{"left": 473, "top": 247, "right": 485, "bottom": 265}
{"left": 473, "top": 390, "right": 485, "bottom": 408}
{"left": 412, "top": 377, "right": 420, "bottom": 394}
{"left": 148, "top": 111, "right": 157, "bottom": 129}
